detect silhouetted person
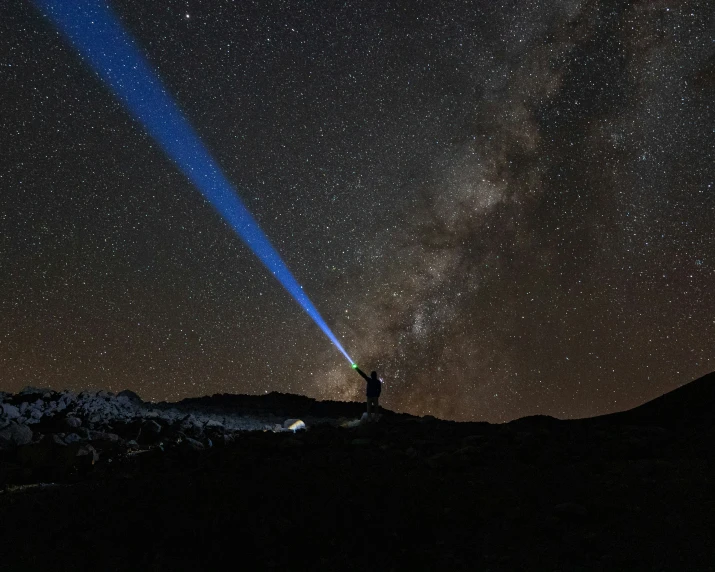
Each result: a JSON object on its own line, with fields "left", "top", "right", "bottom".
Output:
{"left": 354, "top": 367, "right": 382, "bottom": 421}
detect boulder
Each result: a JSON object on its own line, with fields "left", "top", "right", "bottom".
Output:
{"left": 1, "top": 403, "right": 21, "bottom": 419}
{"left": 87, "top": 430, "right": 121, "bottom": 443}
{"left": 50, "top": 434, "right": 67, "bottom": 447}
{"left": 76, "top": 443, "right": 99, "bottom": 464}
{"left": 204, "top": 419, "right": 224, "bottom": 430}
{"left": 143, "top": 420, "right": 162, "bottom": 434}
{"left": 138, "top": 420, "right": 162, "bottom": 445}
{"left": 111, "top": 420, "right": 141, "bottom": 441}
{"left": 181, "top": 437, "right": 205, "bottom": 451}
{"left": 283, "top": 419, "right": 306, "bottom": 432}
{"left": 180, "top": 415, "right": 203, "bottom": 438}
{"left": 65, "top": 416, "right": 82, "bottom": 429}
{"left": 64, "top": 433, "right": 82, "bottom": 445}
{"left": 0, "top": 421, "right": 33, "bottom": 449}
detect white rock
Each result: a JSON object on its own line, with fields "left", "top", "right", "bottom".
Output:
{"left": 283, "top": 419, "right": 306, "bottom": 432}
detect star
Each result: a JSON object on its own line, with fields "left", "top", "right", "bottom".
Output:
{"left": 2, "top": 0, "right": 713, "bottom": 422}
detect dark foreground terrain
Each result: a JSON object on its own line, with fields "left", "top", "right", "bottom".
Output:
{"left": 1, "top": 373, "right": 714, "bottom": 571}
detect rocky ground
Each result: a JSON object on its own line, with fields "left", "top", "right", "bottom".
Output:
{"left": 1, "top": 374, "right": 714, "bottom": 570}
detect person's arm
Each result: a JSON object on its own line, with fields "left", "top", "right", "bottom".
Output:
{"left": 354, "top": 367, "right": 370, "bottom": 381}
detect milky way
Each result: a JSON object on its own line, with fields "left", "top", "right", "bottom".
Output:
{"left": 2, "top": 0, "right": 714, "bottom": 421}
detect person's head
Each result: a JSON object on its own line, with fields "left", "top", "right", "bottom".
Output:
{"left": 371, "top": 371, "right": 377, "bottom": 379}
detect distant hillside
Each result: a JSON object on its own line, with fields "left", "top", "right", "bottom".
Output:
{"left": 604, "top": 371, "right": 715, "bottom": 427}
{"left": 172, "top": 391, "right": 414, "bottom": 421}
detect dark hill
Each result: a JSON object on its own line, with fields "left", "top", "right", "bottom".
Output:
{"left": 171, "top": 390, "right": 412, "bottom": 420}
{"left": 173, "top": 370, "right": 715, "bottom": 428}
{"left": 602, "top": 371, "right": 715, "bottom": 427}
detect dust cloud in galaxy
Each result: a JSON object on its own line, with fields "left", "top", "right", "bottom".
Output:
{"left": 316, "top": 0, "right": 715, "bottom": 422}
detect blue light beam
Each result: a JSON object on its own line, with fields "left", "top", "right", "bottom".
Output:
{"left": 32, "top": 0, "right": 353, "bottom": 364}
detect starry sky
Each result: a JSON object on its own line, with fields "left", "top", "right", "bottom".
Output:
{"left": 2, "top": 0, "right": 714, "bottom": 421}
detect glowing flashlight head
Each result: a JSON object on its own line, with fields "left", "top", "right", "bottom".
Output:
{"left": 352, "top": 363, "right": 358, "bottom": 369}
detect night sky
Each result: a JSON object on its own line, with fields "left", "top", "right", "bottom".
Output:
{"left": 2, "top": 0, "right": 714, "bottom": 421}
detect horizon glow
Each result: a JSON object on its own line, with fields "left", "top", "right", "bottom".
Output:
{"left": 32, "top": 0, "right": 353, "bottom": 365}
